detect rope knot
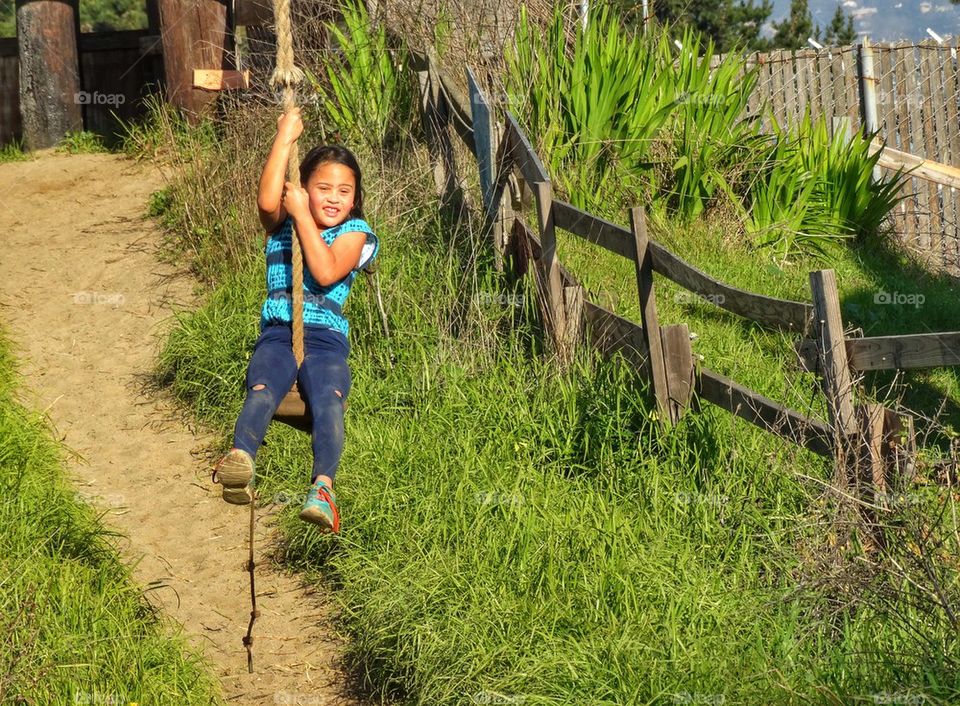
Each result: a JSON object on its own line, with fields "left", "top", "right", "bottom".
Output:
{"left": 270, "top": 65, "right": 306, "bottom": 89}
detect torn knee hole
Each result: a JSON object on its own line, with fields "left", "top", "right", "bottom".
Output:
{"left": 334, "top": 389, "right": 343, "bottom": 398}
{"left": 252, "top": 384, "right": 267, "bottom": 391}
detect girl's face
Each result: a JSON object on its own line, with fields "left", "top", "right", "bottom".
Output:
{"left": 304, "top": 161, "right": 357, "bottom": 229}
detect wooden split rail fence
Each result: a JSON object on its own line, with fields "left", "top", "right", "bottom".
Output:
{"left": 408, "top": 49, "right": 960, "bottom": 546}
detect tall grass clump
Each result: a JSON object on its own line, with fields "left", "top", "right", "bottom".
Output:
{"left": 657, "top": 28, "right": 762, "bottom": 222}
{"left": 506, "top": 5, "right": 908, "bottom": 257}
{"left": 505, "top": 3, "right": 676, "bottom": 209}
{"left": 0, "top": 328, "right": 222, "bottom": 704}
{"left": 308, "top": 0, "right": 416, "bottom": 152}
{"left": 732, "top": 114, "right": 908, "bottom": 261}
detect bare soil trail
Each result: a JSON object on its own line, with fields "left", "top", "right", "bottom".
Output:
{"left": 0, "top": 151, "right": 367, "bottom": 706}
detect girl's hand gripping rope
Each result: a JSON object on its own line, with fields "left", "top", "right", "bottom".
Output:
{"left": 281, "top": 180, "right": 310, "bottom": 220}
{"left": 276, "top": 107, "right": 303, "bottom": 146}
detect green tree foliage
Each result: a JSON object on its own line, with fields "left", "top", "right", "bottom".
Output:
{"left": 771, "top": 0, "right": 817, "bottom": 49}
{"left": 0, "top": 0, "right": 146, "bottom": 37}
{"left": 78, "top": 0, "right": 146, "bottom": 32}
{"left": 645, "top": 0, "right": 774, "bottom": 52}
{"left": 822, "top": 4, "right": 857, "bottom": 46}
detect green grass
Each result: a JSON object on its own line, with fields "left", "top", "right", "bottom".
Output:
{"left": 0, "top": 328, "right": 223, "bottom": 704}
{"left": 57, "top": 130, "right": 110, "bottom": 154}
{"left": 0, "top": 138, "right": 29, "bottom": 163}
{"left": 129, "top": 40, "right": 960, "bottom": 700}
{"left": 150, "top": 151, "right": 959, "bottom": 704}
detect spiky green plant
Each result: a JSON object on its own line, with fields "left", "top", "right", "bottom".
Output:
{"left": 660, "top": 28, "right": 764, "bottom": 222}
{"left": 730, "top": 113, "right": 909, "bottom": 261}
{"left": 309, "top": 0, "right": 412, "bottom": 150}
{"left": 796, "top": 116, "right": 908, "bottom": 239}
{"left": 728, "top": 130, "right": 842, "bottom": 262}
{"left": 505, "top": 4, "right": 676, "bottom": 209}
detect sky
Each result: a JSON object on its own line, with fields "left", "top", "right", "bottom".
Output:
{"left": 768, "top": 0, "right": 960, "bottom": 42}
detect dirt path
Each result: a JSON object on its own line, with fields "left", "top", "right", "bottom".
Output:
{"left": 0, "top": 151, "right": 366, "bottom": 705}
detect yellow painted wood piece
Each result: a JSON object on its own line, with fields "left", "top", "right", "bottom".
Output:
{"left": 192, "top": 69, "right": 250, "bottom": 91}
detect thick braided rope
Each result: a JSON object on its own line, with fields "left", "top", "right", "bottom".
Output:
{"left": 271, "top": 0, "right": 305, "bottom": 366}
{"left": 240, "top": 0, "right": 305, "bottom": 675}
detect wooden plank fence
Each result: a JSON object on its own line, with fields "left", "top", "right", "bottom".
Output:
{"left": 0, "top": 30, "right": 164, "bottom": 146}
{"left": 407, "top": 47, "right": 958, "bottom": 549}
{"left": 734, "top": 40, "right": 960, "bottom": 274}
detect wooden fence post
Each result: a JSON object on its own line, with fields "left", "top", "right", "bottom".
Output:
{"left": 418, "top": 55, "right": 467, "bottom": 220}
{"left": 533, "top": 180, "right": 568, "bottom": 365}
{"left": 810, "top": 269, "right": 857, "bottom": 448}
{"left": 16, "top": 0, "right": 84, "bottom": 149}
{"left": 662, "top": 323, "right": 695, "bottom": 423}
{"left": 487, "top": 121, "right": 520, "bottom": 278}
{"left": 854, "top": 403, "right": 915, "bottom": 550}
{"left": 467, "top": 66, "right": 507, "bottom": 271}
{"left": 417, "top": 62, "right": 446, "bottom": 202}
{"left": 858, "top": 38, "right": 882, "bottom": 182}
{"left": 631, "top": 205, "right": 671, "bottom": 424}
{"left": 157, "top": 0, "right": 227, "bottom": 120}
{"left": 562, "top": 284, "right": 586, "bottom": 363}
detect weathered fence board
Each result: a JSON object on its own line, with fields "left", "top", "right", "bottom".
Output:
{"left": 848, "top": 331, "right": 960, "bottom": 371}
{"left": 505, "top": 111, "right": 550, "bottom": 187}
{"left": 583, "top": 301, "right": 650, "bottom": 375}
{"left": 552, "top": 199, "right": 814, "bottom": 331}
{"left": 696, "top": 367, "right": 833, "bottom": 458}
{"left": 810, "top": 270, "right": 857, "bottom": 438}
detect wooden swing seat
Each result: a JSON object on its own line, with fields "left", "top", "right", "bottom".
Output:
{"left": 275, "top": 382, "right": 312, "bottom": 433}
{"left": 274, "top": 381, "right": 350, "bottom": 433}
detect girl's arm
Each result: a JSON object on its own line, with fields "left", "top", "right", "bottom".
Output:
{"left": 257, "top": 108, "right": 303, "bottom": 234}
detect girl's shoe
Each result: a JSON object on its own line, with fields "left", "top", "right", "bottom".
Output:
{"left": 212, "top": 448, "right": 254, "bottom": 505}
{"left": 299, "top": 479, "right": 340, "bottom": 533}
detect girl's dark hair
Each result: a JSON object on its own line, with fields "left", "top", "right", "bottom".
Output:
{"left": 299, "top": 144, "right": 364, "bottom": 219}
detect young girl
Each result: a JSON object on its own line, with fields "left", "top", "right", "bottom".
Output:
{"left": 211, "top": 107, "right": 379, "bottom": 534}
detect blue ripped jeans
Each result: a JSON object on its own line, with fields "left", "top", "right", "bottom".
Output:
{"left": 232, "top": 323, "right": 352, "bottom": 483}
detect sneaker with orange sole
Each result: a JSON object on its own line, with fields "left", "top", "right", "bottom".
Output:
{"left": 299, "top": 479, "right": 340, "bottom": 533}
